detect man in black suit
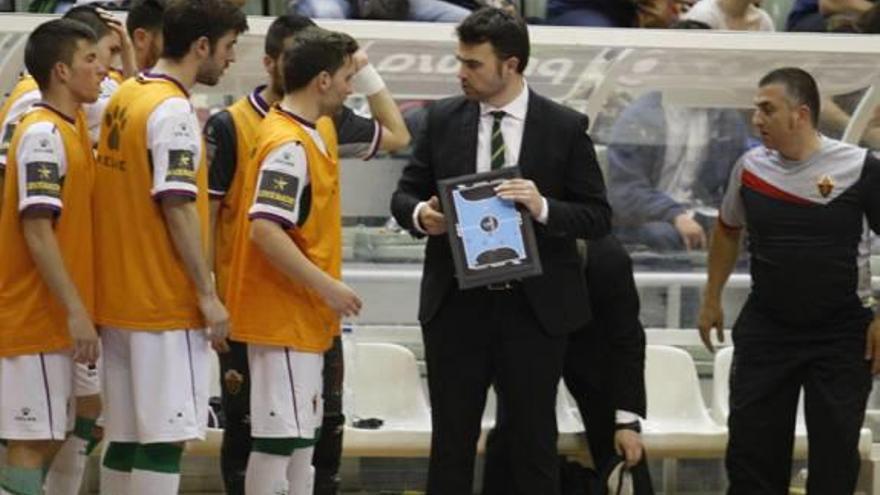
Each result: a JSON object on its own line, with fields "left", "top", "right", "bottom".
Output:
{"left": 483, "top": 235, "right": 652, "bottom": 494}
{"left": 390, "top": 8, "right": 611, "bottom": 494}
{"left": 565, "top": 235, "right": 647, "bottom": 474}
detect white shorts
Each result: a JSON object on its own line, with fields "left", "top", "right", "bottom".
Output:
{"left": 249, "top": 344, "right": 323, "bottom": 439}
{"left": 101, "top": 327, "right": 210, "bottom": 443}
{"left": 0, "top": 352, "right": 73, "bottom": 441}
{"left": 74, "top": 359, "right": 101, "bottom": 397}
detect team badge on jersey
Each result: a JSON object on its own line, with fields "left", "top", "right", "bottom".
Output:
{"left": 256, "top": 170, "right": 299, "bottom": 211}
{"left": 25, "top": 162, "right": 61, "bottom": 198}
{"left": 166, "top": 149, "right": 196, "bottom": 185}
{"left": 817, "top": 174, "right": 834, "bottom": 198}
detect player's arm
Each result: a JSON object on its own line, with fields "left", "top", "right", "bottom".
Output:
{"left": 150, "top": 99, "right": 229, "bottom": 350}
{"left": 860, "top": 152, "right": 880, "bottom": 373}
{"left": 161, "top": 197, "right": 229, "bottom": 349}
{"left": 23, "top": 213, "right": 98, "bottom": 364}
{"left": 248, "top": 142, "right": 361, "bottom": 317}
{"left": 16, "top": 125, "right": 97, "bottom": 364}
{"left": 698, "top": 160, "right": 746, "bottom": 352}
{"left": 204, "top": 110, "right": 237, "bottom": 273}
{"left": 338, "top": 50, "right": 410, "bottom": 157}
{"left": 98, "top": 8, "right": 137, "bottom": 78}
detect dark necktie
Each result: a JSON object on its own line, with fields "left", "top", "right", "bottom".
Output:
{"left": 490, "top": 110, "right": 506, "bottom": 171}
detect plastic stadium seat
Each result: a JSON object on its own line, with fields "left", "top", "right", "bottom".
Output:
{"left": 342, "top": 342, "right": 432, "bottom": 457}
{"left": 642, "top": 345, "right": 727, "bottom": 458}
{"left": 711, "top": 346, "right": 872, "bottom": 459}
{"left": 711, "top": 346, "right": 734, "bottom": 426}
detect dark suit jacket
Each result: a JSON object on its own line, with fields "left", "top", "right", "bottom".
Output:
{"left": 564, "top": 235, "right": 647, "bottom": 470}
{"left": 391, "top": 90, "right": 611, "bottom": 336}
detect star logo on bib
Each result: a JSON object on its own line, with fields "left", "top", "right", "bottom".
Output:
{"left": 817, "top": 175, "right": 834, "bottom": 198}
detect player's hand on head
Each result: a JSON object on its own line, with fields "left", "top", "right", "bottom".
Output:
{"left": 697, "top": 297, "right": 724, "bottom": 353}
{"left": 69, "top": 308, "right": 99, "bottom": 365}
{"left": 494, "top": 179, "right": 544, "bottom": 219}
{"left": 864, "top": 316, "right": 880, "bottom": 374}
{"left": 320, "top": 279, "right": 363, "bottom": 318}
{"left": 419, "top": 196, "right": 447, "bottom": 236}
{"left": 199, "top": 294, "right": 230, "bottom": 352}
{"left": 96, "top": 8, "right": 130, "bottom": 47}
{"left": 352, "top": 49, "right": 369, "bottom": 72}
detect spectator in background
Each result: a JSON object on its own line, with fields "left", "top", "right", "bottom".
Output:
{"left": 858, "top": 0, "right": 880, "bottom": 30}
{"left": 683, "top": 0, "right": 775, "bottom": 30}
{"left": 606, "top": 72, "right": 749, "bottom": 251}
{"left": 545, "top": 0, "right": 678, "bottom": 27}
{"left": 786, "top": 0, "right": 876, "bottom": 31}
{"left": 607, "top": 90, "right": 748, "bottom": 251}
{"left": 289, "top": 0, "right": 470, "bottom": 22}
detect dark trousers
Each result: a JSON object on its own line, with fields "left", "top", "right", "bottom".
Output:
{"left": 219, "top": 337, "right": 345, "bottom": 495}
{"left": 484, "top": 328, "right": 654, "bottom": 495}
{"left": 726, "top": 312, "right": 872, "bottom": 495}
{"left": 424, "top": 287, "right": 567, "bottom": 495}
{"left": 219, "top": 340, "right": 251, "bottom": 495}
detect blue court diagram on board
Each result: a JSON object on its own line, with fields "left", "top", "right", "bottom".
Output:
{"left": 453, "top": 188, "right": 526, "bottom": 270}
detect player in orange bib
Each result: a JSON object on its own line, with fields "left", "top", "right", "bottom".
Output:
{"left": 92, "top": 1, "right": 246, "bottom": 493}
{"left": 205, "top": 13, "right": 411, "bottom": 494}
{"left": 0, "top": 19, "right": 104, "bottom": 495}
{"left": 225, "top": 28, "right": 363, "bottom": 495}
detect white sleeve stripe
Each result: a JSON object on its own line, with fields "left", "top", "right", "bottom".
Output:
{"left": 364, "top": 120, "right": 382, "bottom": 160}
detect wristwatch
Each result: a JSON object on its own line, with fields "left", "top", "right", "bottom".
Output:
{"left": 614, "top": 420, "right": 642, "bottom": 434}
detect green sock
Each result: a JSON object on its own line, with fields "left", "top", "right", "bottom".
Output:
{"left": 0, "top": 466, "right": 43, "bottom": 495}
{"left": 72, "top": 417, "right": 100, "bottom": 455}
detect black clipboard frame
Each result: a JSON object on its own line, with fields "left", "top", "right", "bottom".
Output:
{"left": 437, "top": 167, "right": 542, "bottom": 289}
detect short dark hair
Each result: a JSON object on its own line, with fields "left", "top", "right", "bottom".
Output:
{"left": 282, "top": 28, "right": 358, "bottom": 93}
{"left": 25, "top": 19, "right": 97, "bottom": 92}
{"left": 162, "top": 0, "right": 248, "bottom": 60}
{"left": 63, "top": 5, "right": 112, "bottom": 40}
{"left": 265, "top": 14, "right": 316, "bottom": 59}
{"left": 759, "top": 67, "right": 821, "bottom": 126}
{"left": 456, "top": 7, "right": 530, "bottom": 73}
{"left": 127, "top": 0, "right": 166, "bottom": 36}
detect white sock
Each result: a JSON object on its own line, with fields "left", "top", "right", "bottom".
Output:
{"left": 44, "top": 435, "right": 89, "bottom": 495}
{"left": 130, "top": 469, "right": 180, "bottom": 495}
{"left": 287, "top": 447, "right": 315, "bottom": 495}
{"left": 99, "top": 466, "right": 130, "bottom": 495}
{"left": 246, "top": 451, "right": 291, "bottom": 495}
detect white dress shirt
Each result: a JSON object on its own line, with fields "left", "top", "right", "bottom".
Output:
{"left": 413, "top": 82, "right": 548, "bottom": 232}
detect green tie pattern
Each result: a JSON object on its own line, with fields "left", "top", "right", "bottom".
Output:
{"left": 490, "top": 111, "right": 506, "bottom": 170}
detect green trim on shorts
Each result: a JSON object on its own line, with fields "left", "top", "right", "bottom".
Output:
{"left": 0, "top": 466, "right": 43, "bottom": 495}
{"left": 252, "top": 433, "right": 321, "bottom": 455}
{"left": 102, "top": 441, "right": 138, "bottom": 472}
{"left": 132, "top": 443, "right": 183, "bottom": 474}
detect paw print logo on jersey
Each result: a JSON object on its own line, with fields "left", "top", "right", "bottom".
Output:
{"left": 104, "top": 105, "right": 128, "bottom": 151}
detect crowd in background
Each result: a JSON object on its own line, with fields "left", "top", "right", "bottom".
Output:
{"left": 2, "top": 0, "right": 879, "bottom": 34}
